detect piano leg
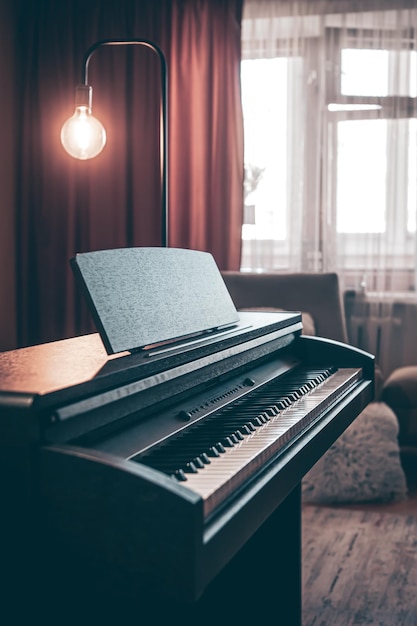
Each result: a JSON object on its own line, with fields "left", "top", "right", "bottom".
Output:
{"left": 110, "top": 484, "right": 303, "bottom": 625}
{"left": 197, "top": 483, "right": 302, "bottom": 626}
{"left": 163, "top": 483, "right": 302, "bottom": 626}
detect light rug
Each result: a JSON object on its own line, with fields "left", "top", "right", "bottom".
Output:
{"left": 302, "top": 402, "right": 408, "bottom": 504}
{"left": 302, "top": 505, "right": 417, "bottom": 626}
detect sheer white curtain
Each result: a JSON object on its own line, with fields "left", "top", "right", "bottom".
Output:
{"left": 241, "top": 0, "right": 417, "bottom": 296}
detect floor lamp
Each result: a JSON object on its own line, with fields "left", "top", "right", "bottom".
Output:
{"left": 60, "top": 38, "right": 169, "bottom": 247}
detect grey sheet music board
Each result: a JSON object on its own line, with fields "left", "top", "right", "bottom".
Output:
{"left": 70, "top": 247, "right": 240, "bottom": 354}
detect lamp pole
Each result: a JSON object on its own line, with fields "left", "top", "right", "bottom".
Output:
{"left": 61, "top": 39, "right": 169, "bottom": 247}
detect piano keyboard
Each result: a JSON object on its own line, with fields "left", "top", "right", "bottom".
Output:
{"left": 135, "top": 366, "right": 363, "bottom": 517}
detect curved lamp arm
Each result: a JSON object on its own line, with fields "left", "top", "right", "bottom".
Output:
{"left": 61, "top": 39, "right": 168, "bottom": 247}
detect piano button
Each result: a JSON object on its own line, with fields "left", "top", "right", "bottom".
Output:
{"left": 245, "top": 423, "right": 256, "bottom": 432}
{"left": 177, "top": 410, "right": 192, "bottom": 422}
{"left": 230, "top": 433, "right": 240, "bottom": 444}
{"left": 215, "top": 442, "right": 226, "bottom": 453}
{"left": 234, "top": 431, "right": 244, "bottom": 441}
{"left": 243, "top": 377, "right": 256, "bottom": 386}
{"left": 193, "top": 457, "right": 205, "bottom": 469}
{"left": 208, "top": 446, "right": 220, "bottom": 457}
{"left": 201, "top": 453, "right": 211, "bottom": 464}
{"left": 223, "top": 437, "right": 235, "bottom": 447}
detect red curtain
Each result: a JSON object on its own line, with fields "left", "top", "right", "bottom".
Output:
{"left": 168, "top": 0, "right": 244, "bottom": 269}
{"left": 15, "top": 0, "right": 244, "bottom": 347}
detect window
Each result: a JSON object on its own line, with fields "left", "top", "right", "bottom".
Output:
{"left": 332, "top": 46, "right": 417, "bottom": 237}
{"left": 335, "top": 117, "right": 417, "bottom": 236}
{"left": 241, "top": 16, "right": 417, "bottom": 289}
{"left": 242, "top": 58, "right": 288, "bottom": 242}
{"left": 241, "top": 55, "right": 306, "bottom": 270}
{"left": 328, "top": 40, "right": 417, "bottom": 274}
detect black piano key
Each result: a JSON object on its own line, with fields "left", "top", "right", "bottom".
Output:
{"left": 173, "top": 469, "right": 187, "bottom": 481}
{"left": 265, "top": 406, "right": 279, "bottom": 416}
{"left": 241, "top": 408, "right": 272, "bottom": 421}
{"left": 258, "top": 414, "right": 270, "bottom": 423}
{"left": 184, "top": 461, "right": 198, "bottom": 473}
{"left": 168, "top": 413, "right": 277, "bottom": 465}
{"left": 286, "top": 392, "right": 300, "bottom": 401}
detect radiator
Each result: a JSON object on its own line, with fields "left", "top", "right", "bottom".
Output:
{"left": 345, "top": 294, "right": 417, "bottom": 378}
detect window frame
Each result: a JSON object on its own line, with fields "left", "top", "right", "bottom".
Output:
{"left": 324, "top": 26, "right": 417, "bottom": 270}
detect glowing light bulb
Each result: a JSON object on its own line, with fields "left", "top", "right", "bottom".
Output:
{"left": 60, "top": 85, "right": 106, "bottom": 160}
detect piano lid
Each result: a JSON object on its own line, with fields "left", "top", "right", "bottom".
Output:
{"left": 0, "top": 312, "right": 302, "bottom": 407}
{"left": 70, "top": 248, "right": 241, "bottom": 355}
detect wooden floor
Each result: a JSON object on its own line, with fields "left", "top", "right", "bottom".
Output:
{"left": 331, "top": 470, "right": 417, "bottom": 515}
{"left": 302, "top": 503, "right": 417, "bottom": 625}
{"left": 302, "top": 469, "right": 417, "bottom": 625}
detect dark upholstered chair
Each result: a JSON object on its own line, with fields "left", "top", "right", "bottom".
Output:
{"left": 380, "top": 367, "right": 417, "bottom": 485}
{"left": 222, "top": 271, "right": 348, "bottom": 344}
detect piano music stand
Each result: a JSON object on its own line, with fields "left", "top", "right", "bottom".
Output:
{"left": 70, "top": 247, "right": 240, "bottom": 354}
